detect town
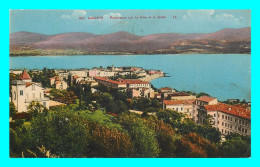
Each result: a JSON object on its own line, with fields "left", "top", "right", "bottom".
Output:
{"left": 9, "top": 66, "right": 251, "bottom": 158}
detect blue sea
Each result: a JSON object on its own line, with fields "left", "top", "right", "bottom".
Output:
{"left": 9, "top": 54, "right": 251, "bottom": 101}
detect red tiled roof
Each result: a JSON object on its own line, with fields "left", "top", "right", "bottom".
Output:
{"left": 73, "top": 75, "right": 79, "bottom": 79}
{"left": 204, "top": 103, "right": 251, "bottom": 119}
{"left": 25, "top": 82, "right": 33, "bottom": 87}
{"left": 49, "top": 76, "right": 60, "bottom": 80}
{"left": 119, "top": 79, "right": 149, "bottom": 84}
{"left": 94, "top": 77, "right": 126, "bottom": 85}
{"left": 197, "top": 96, "right": 216, "bottom": 102}
{"left": 55, "top": 81, "right": 61, "bottom": 84}
{"left": 159, "top": 87, "right": 172, "bottom": 90}
{"left": 164, "top": 99, "right": 195, "bottom": 105}
{"left": 19, "top": 70, "right": 31, "bottom": 80}
{"left": 94, "top": 77, "right": 149, "bottom": 85}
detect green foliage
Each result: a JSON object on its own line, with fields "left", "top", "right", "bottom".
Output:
{"left": 118, "top": 114, "right": 160, "bottom": 157}
{"left": 50, "top": 88, "right": 77, "bottom": 104}
{"left": 220, "top": 133, "right": 251, "bottom": 157}
{"left": 27, "top": 101, "right": 48, "bottom": 118}
{"left": 157, "top": 110, "right": 221, "bottom": 143}
{"left": 29, "top": 68, "right": 56, "bottom": 88}
{"left": 78, "top": 110, "right": 122, "bottom": 131}
{"left": 144, "top": 118, "right": 178, "bottom": 157}
{"left": 88, "top": 123, "right": 133, "bottom": 157}
{"left": 9, "top": 102, "right": 17, "bottom": 118}
{"left": 14, "top": 110, "right": 90, "bottom": 157}
{"left": 10, "top": 128, "right": 19, "bottom": 154}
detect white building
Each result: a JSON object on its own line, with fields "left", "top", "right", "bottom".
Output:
{"left": 163, "top": 100, "right": 197, "bottom": 120}
{"left": 199, "top": 103, "right": 251, "bottom": 136}
{"left": 11, "top": 70, "right": 49, "bottom": 113}
{"left": 55, "top": 80, "right": 68, "bottom": 90}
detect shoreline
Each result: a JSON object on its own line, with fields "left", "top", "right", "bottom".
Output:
{"left": 9, "top": 53, "right": 251, "bottom": 57}
{"left": 140, "top": 74, "right": 165, "bottom": 82}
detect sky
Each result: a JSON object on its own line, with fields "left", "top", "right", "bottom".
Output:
{"left": 10, "top": 10, "right": 251, "bottom": 35}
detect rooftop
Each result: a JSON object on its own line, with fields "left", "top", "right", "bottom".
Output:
{"left": 168, "top": 92, "right": 191, "bottom": 97}
{"left": 204, "top": 103, "right": 251, "bottom": 119}
{"left": 164, "top": 99, "right": 195, "bottom": 105}
{"left": 197, "top": 96, "right": 217, "bottom": 102}
{"left": 159, "top": 87, "right": 172, "bottom": 90}
{"left": 94, "top": 77, "right": 126, "bottom": 85}
{"left": 19, "top": 70, "right": 31, "bottom": 80}
{"left": 119, "top": 79, "right": 149, "bottom": 84}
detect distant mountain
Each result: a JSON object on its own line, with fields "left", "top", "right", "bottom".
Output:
{"left": 198, "top": 27, "right": 251, "bottom": 40}
{"left": 10, "top": 27, "right": 251, "bottom": 55}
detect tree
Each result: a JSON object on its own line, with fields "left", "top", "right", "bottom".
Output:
{"left": 175, "top": 132, "right": 218, "bottom": 158}
{"left": 157, "top": 110, "right": 221, "bottom": 143}
{"left": 10, "top": 102, "right": 17, "bottom": 118}
{"left": 50, "top": 89, "right": 77, "bottom": 104}
{"left": 88, "top": 123, "right": 133, "bottom": 157}
{"left": 220, "top": 133, "right": 251, "bottom": 157}
{"left": 144, "top": 118, "right": 178, "bottom": 157}
{"left": 27, "top": 101, "right": 48, "bottom": 118}
{"left": 118, "top": 114, "right": 160, "bottom": 157}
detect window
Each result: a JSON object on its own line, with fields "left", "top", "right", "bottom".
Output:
{"left": 239, "top": 120, "right": 241, "bottom": 124}
{"left": 218, "top": 121, "right": 219, "bottom": 124}
{"left": 218, "top": 114, "right": 219, "bottom": 117}
{"left": 230, "top": 125, "right": 232, "bottom": 129}
{"left": 235, "top": 118, "right": 237, "bottom": 122}
{"left": 222, "top": 115, "right": 224, "bottom": 119}
{"left": 181, "top": 107, "right": 183, "bottom": 111}
{"left": 20, "top": 90, "right": 23, "bottom": 96}
{"left": 222, "top": 129, "right": 223, "bottom": 133}
{"left": 214, "top": 114, "right": 216, "bottom": 117}
{"left": 225, "top": 123, "right": 227, "bottom": 127}
{"left": 225, "top": 116, "right": 227, "bottom": 120}
{"left": 242, "top": 128, "right": 244, "bottom": 132}
{"left": 225, "top": 130, "right": 227, "bottom": 134}
{"left": 43, "top": 102, "right": 46, "bottom": 107}
{"left": 245, "top": 129, "right": 248, "bottom": 134}
{"left": 222, "top": 122, "right": 224, "bottom": 126}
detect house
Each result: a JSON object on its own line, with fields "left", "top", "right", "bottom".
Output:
{"left": 93, "top": 77, "right": 127, "bottom": 89}
{"left": 127, "top": 88, "right": 154, "bottom": 98}
{"left": 227, "top": 99, "right": 240, "bottom": 104}
{"left": 70, "top": 70, "right": 87, "bottom": 78}
{"left": 169, "top": 92, "right": 196, "bottom": 100}
{"left": 158, "top": 87, "right": 175, "bottom": 94}
{"left": 89, "top": 69, "right": 115, "bottom": 77}
{"left": 196, "top": 96, "right": 218, "bottom": 106}
{"left": 195, "top": 96, "right": 218, "bottom": 123}
{"left": 55, "top": 80, "right": 68, "bottom": 90}
{"left": 199, "top": 103, "right": 251, "bottom": 136}
{"left": 163, "top": 99, "right": 197, "bottom": 120}
{"left": 118, "top": 79, "right": 151, "bottom": 89}
{"left": 11, "top": 70, "right": 49, "bottom": 113}
{"left": 49, "top": 76, "right": 68, "bottom": 90}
